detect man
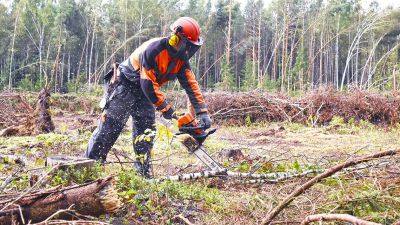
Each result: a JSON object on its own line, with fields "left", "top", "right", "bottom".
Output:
{"left": 85, "top": 17, "right": 212, "bottom": 178}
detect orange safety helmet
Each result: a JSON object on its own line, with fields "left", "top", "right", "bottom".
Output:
{"left": 170, "top": 17, "right": 203, "bottom": 46}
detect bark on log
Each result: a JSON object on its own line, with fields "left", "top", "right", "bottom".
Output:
{"left": 301, "top": 214, "right": 381, "bottom": 225}
{"left": 0, "top": 177, "right": 120, "bottom": 225}
{"left": 35, "top": 88, "right": 55, "bottom": 133}
{"left": 262, "top": 148, "right": 400, "bottom": 224}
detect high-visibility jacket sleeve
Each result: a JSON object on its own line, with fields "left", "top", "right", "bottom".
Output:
{"left": 140, "top": 52, "right": 169, "bottom": 111}
{"left": 177, "top": 63, "right": 207, "bottom": 114}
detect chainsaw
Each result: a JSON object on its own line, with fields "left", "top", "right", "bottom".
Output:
{"left": 175, "top": 113, "right": 223, "bottom": 171}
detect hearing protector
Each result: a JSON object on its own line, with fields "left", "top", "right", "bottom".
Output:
{"left": 168, "top": 26, "right": 183, "bottom": 46}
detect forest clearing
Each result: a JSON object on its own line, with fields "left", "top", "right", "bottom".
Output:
{"left": 1, "top": 0, "right": 400, "bottom": 224}
{"left": 1, "top": 89, "right": 400, "bottom": 224}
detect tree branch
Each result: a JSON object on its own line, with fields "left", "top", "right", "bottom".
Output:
{"left": 300, "top": 214, "right": 381, "bottom": 225}
{"left": 262, "top": 148, "right": 400, "bottom": 224}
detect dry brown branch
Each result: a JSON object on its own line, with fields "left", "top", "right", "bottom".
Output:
{"left": 173, "top": 214, "right": 195, "bottom": 225}
{"left": 32, "top": 220, "right": 111, "bottom": 225}
{"left": 300, "top": 214, "right": 381, "bottom": 225}
{"left": 0, "top": 166, "right": 58, "bottom": 211}
{"left": 392, "top": 220, "right": 400, "bottom": 225}
{"left": 262, "top": 148, "right": 400, "bottom": 224}
{"left": 192, "top": 90, "right": 400, "bottom": 126}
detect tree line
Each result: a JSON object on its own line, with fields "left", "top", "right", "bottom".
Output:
{"left": 0, "top": 0, "right": 399, "bottom": 93}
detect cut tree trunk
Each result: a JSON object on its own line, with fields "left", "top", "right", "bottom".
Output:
{"left": 0, "top": 88, "right": 54, "bottom": 136}
{"left": 0, "top": 177, "right": 120, "bottom": 225}
{"left": 35, "top": 88, "right": 55, "bottom": 133}
{"left": 45, "top": 156, "right": 95, "bottom": 176}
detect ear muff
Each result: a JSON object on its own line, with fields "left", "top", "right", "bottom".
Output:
{"left": 169, "top": 26, "right": 183, "bottom": 47}
{"left": 168, "top": 33, "right": 180, "bottom": 46}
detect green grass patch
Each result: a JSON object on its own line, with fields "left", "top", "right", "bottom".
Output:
{"left": 117, "top": 169, "right": 225, "bottom": 217}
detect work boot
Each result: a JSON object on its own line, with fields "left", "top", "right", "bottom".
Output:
{"left": 133, "top": 157, "right": 153, "bottom": 179}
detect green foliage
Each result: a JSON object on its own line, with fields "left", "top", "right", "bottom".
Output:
{"left": 216, "top": 57, "right": 235, "bottom": 91}
{"left": 17, "top": 75, "right": 35, "bottom": 91}
{"left": 245, "top": 115, "right": 252, "bottom": 126}
{"left": 329, "top": 115, "right": 345, "bottom": 127}
{"left": 237, "top": 162, "right": 251, "bottom": 172}
{"left": 242, "top": 59, "right": 256, "bottom": 90}
{"left": 358, "top": 119, "right": 375, "bottom": 130}
{"left": 290, "top": 43, "right": 306, "bottom": 92}
{"left": 324, "top": 116, "right": 358, "bottom": 134}
{"left": 260, "top": 77, "right": 280, "bottom": 92}
{"left": 67, "top": 73, "right": 87, "bottom": 93}
{"left": 0, "top": 73, "right": 8, "bottom": 90}
{"left": 324, "top": 180, "right": 400, "bottom": 223}
{"left": 1, "top": 0, "right": 400, "bottom": 92}
{"left": 50, "top": 164, "right": 104, "bottom": 186}
{"left": 36, "top": 133, "right": 69, "bottom": 147}
{"left": 10, "top": 175, "right": 30, "bottom": 191}
{"left": 117, "top": 169, "right": 225, "bottom": 215}
{"left": 259, "top": 160, "right": 322, "bottom": 174}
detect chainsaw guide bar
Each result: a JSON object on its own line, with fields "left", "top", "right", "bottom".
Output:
{"left": 178, "top": 133, "right": 223, "bottom": 171}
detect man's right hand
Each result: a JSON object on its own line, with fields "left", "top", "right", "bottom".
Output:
{"left": 161, "top": 106, "right": 175, "bottom": 120}
{"left": 197, "top": 112, "right": 212, "bottom": 129}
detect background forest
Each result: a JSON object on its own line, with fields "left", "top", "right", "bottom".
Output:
{"left": 0, "top": 0, "right": 399, "bottom": 94}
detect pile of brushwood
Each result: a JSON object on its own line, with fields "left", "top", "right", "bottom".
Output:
{"left": 200, "top": 89, "right": 400, "bottom": 126}
{"left": 3, "top": 88, "right": 399, "bottom": 128}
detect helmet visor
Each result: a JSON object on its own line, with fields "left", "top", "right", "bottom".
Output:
{"left": 185, "top": 41, "right": 201, "bottom": 60}
{"left": 188, "top": 37, "right": 203, "bottom": 46}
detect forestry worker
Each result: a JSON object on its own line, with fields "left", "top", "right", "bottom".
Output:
{"left": 85, "top": 17, "right": 212, "bottom": 178}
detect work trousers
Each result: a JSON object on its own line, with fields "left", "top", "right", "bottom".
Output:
{"left": 86, "top": 75, "right": 155, "bottom": 164}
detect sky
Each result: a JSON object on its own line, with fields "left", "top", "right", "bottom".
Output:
{"left": 361, "top": 0, "right": 400, "bottom": 9}
{"left": 1, "top": 0, "right": 399, "bottom": 11}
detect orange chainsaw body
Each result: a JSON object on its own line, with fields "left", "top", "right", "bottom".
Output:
{"left": 177, "top": 113, "right": 203, "bottom": 135}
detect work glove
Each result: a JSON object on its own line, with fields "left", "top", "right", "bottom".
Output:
{"left": 197, "top": 112, "right": 212, "bottom": 129}
{"left": 161, "top": 107, "right": 175, "bottom": 120}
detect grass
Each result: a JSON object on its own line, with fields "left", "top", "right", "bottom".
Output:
{"left": 1, "top": 113, "right": 400, "bottom": 224}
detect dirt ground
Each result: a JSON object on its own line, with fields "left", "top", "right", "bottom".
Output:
{"left": 1, "top": 109, "right": 400, "bottom": 224}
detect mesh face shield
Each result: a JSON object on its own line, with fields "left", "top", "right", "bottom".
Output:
{"left": 184, "top": 41, "right": 201, "bottom": 60}
{"left": 167, "top": 37, "right": 201, "bottom": 61}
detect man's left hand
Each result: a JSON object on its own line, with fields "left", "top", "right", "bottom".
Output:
{"left": 162, "top": 107, "right": 175, "bottom": 120}
{"left": 197, "top": 112, "right": 212, "bottom": 129}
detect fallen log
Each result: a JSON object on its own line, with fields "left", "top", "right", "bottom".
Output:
{"left": 300, "top": 214, "right": 381, "bottom": 225}
{"left": 0, "top": 177, "right": 121, "bottom": 225}
{"left": 262, "top": 148, "right": 400, "bottom": 224}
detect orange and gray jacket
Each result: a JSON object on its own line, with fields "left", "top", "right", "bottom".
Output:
{"left": 119, "top": 38, "right": 207, "bottom": 114}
